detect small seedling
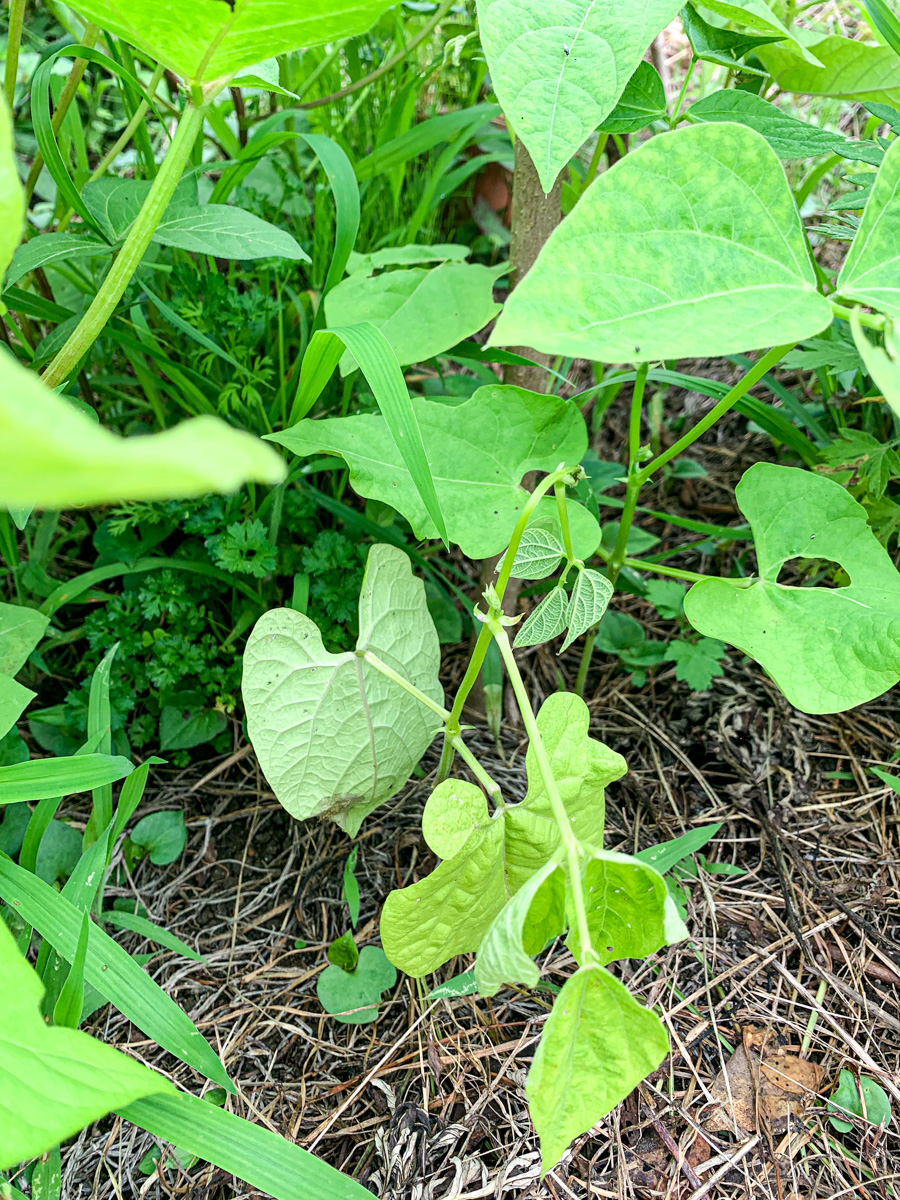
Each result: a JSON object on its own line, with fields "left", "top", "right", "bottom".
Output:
{"left": 316, "top": 943, "right": 397, "bottom": 1025}
{"left": 828, "top": 1070, "right": 892, "bottom": 1133}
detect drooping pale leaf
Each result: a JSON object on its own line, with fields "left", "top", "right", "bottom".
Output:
{"left": 153, "top": 205, "right": 309, "bottom": 262}
{"left": 381, "top": 693, "right": 626, "bottom": 976}
{"left": 316, "top": 946, "right": 397, "bottom": 1024}
{"left": 0, "top": 603, "right": 50, "bottom": 676}
{"left": 684, "top": 463, "right": 900, "bottom": 713}
{"left": 507, "top": 521, "right": 566, "bottom": 580}
{"left": 0, "top": 94, "right": 24, "bottom": 284}
{"left": 0, "top": 677, "right": 34, "bottom": 741}
{"left": 688, "top": 91, "right": 848, "bottom": 160}
{"left": 597, "top": 62, "right": 667, "bottom": 136}
{"left": 758, "top": 35, "right": 900, "bottom": 107}
{"left": 476, "top": 0, "right": 684, "bottom": 192}
{"left": 475, "top": 858, "right": 564, "bottom": 997}
{"left": 699, "top": 0, "right": 822, "bottom": 62}
{"left": 851, "top": 312, "right": 900, "bottom": 420}
{"left": 527, "top": 964, "right": 669, "bottom": 1172}
{"left": 271, "top": 385, "right": 599, "bottom": 560}
{"left": 67, "top": 0, "right": 396, "bottom": 83}
{"left": 0, "top": 918, "right": 171, "bottom": 1171}
{"left": 490, "top": 123, "right": 831, "bottom": 363}
{"left": 324, "top": 261, "right": 506, "bottom": 373}
{"left": 837, "top": 138, "right": 900, "bottom": 318}
{"left": 570, "top": 849, "right": 686, "bottom": 966}
{"left": 560, "top": 569, "right": 613, "bottom": 652}
{"left": 0, "top": 350, "right": 286, "bottom": 507}
{"left": 242, "top": 545, "right": 442, "bottom": 836}
{"left": 514, "top": 588, "right": 570, "bottom": 649}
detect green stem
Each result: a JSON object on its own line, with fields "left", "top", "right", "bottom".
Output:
{"left": 830, "top": 300, "right": 886, "bottom": 331}
{"left": 635, "top": 343, "right": 792, "bottom": 486}
{"left": 622, "top": 558, "right": 706, "bottom": 583}
{"left": 489, "top": 619, "right": 594, "bottom": 964}
{"left": 669, "top": 57, "right": 697, "bottom": 127}
{"left": 42, "top": 100, "right": 207, "bottom": 388}
{"left": 554, "top": 481, "right": 576, "bottom": 563}
{"left": 23, "top": 25, "right": 99, "bottom": 203}
{"left": 4, "top": 0, "right": 26, "bottom": 109}
{"left": 450, "top": 736, "right": 503, "bottom": 806}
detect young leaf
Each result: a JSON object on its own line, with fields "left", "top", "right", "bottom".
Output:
{"left": 243, "top": 545, "right": 442, "bottom": 836}
{"left": 476, "top": 0, "right": 683, "bottom": 192}
{"left": 128, "top": 810, "right": 187, "bottom": 866}
{"left": 67, "top": 0, "right": 396, "bottom": 84}
{"left": 597, "top": 62, "right": 667, "bottom": 136}
{"left": 316, "top": 945, "right": 396, "bottom": 1024}
{"left": 475, "top": 858, "right": 564, "bottom": 997}
{"left": 514, "top": 588, "right": 569, "bottom": 649}
{"left": 827, "top": 1070, "right": 893, "bottom": 1132}
{"left": 688, "top": 90, "right": 848, "bottom": 160}
{"left": 837, "top": 138, "right": 900, "bottom": 317}
{"left": 758, "top": 35, "right": 900, "bottom": 107}
{"left": 663, "top": 637, "right": 727, "bottom": 691}
{"left": 634, "top": 824, "right": 722, "bottom": 875}
{"left": 490, "top": 123, "right": 831, "bottom": 364}
{"left": 0, "top": 352, "right": 285, "bottom": 508}
{"left": 326, "top": 931, "right": 359, "bottom": 972}
{"left": 506, "top": 521, "right": 566, "bottom": 581}
{"left": 381, "top": 694, "right": 626, "bottom": 976}
{"left": 644, "top": 580, "right": 686, "bottom": 619}
{"left": 0, "top": 917, "right": 171, "bottom": 1171}
{"left": 325, "top": 261, "right": 506, "bottom": 372}
{"left": 560, "top": 569, "right": 614, "bottom": 653}
{"left": 527, "top": 964, "right": 669, "bottom": 1172}
{"left": 684, "top": 463, "right": 900, "bottom": 713}
{"left": 342, "top": 847, "right": 360, "bottom": 928}
{"left": 271, "top": 385, "right": 598, "bottom": 560}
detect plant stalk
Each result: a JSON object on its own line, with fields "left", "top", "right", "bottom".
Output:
{"left": 42, "top": 100, "right": 207, "bottom": 388}
{"left": 4, "top": 0, "right": 27, "bottom": 108}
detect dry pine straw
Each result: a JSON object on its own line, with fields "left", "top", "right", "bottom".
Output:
{"left": 39, "top": 647, "right": 898, "bottom": 1200}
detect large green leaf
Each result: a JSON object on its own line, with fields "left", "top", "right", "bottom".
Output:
{"left": 0, "top": 917, "right": 171, "bottom": 1170}
{"left": 758, "top": 35, "right": 900, "bottom": 106}
{"left": 0, "top": 350, "right": 285, "bottom": 507}
{"left": 687, "top": 90, "right": 849, "bottom": 160}
{"left": 153, "top": 205, "right": 309, "bottom": 261}
{"left": 836, "top": 138, "right": 900, "bottom": 318}
{"left": 242, "top": 545, "right": 442, "bottom": 837}
{"left": 270, "top": 385, "right": 598, "bottom": 559}
{"left": 527, "top": 964, "right": 669, "bottom": 1172}
{"left": 684, "top": 463, "right": 900, "bottom": 713}
{"left": 324, "top": 261, "right": 506, "bottom": 373}
{"left": 69, "top": 0, "right": 395, "bottom": 84}
{"left": 0, "top": 95, "right": 24, "bottom": 284}
{"left": 476, "top": 0, "right": 682, "bottom": 192}
{"left": 490, "top": 123, "right": 831, "bottom": 363}
{"left": 380, "top": 693, "right": 626, "bottom": 977}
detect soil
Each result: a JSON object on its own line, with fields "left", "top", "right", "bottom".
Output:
{"left": 47, "top": 366, "right": 900, "bottom": 1200}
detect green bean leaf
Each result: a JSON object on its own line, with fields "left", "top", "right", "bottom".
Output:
{"left": 837, "top": 138, "right": 900, "bottom": 317}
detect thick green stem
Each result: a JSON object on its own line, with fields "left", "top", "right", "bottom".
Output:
{"left": 4, "top": 0, "right": 26, "bottom": 108}
{"left": 635, "top": 343, "right": 793, "bottom": 486}
{"left": 830, "top": 300, "right": 886, "bottom": 331}
{"left": 489, "top": 619, "right": 594, "bottom": 963}
{"left": 42, "top": 101, "right": 207, "bottom": 388}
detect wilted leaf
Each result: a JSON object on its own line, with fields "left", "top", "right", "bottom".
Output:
{"left": 475, "top": 858, "right": 564, "bottom": 997}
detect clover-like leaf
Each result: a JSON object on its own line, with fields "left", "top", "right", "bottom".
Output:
{"left": 527, "top": 964, "right": 669, "bottom": 1173}
{"left": 380, "top": 693, "right": 626, "bottom": 976}
{"left": 271, "top": 386, "right": 599, "bottom": 560}
{"left": 316, "top": 946, "right": 396, "bottom": 1025}
{"left": 243, "top": 545, "right": 442, "bottom": 836}
{"left": 514, "top": 588, "right": 569, "bottom": 649}
{"left": 68, "top": 0, "right": 395, "bottom": 84}
{"left": 837, "top": 138, "right": 900, "bottom": 318}
{"left": 476, "top": 0, "right": 683, "bottom": 193}
{"left": 475, "top": 858, "right": 564, "bottom": 997}
{"left": 560, "top": 569, "right": 614, "bottom": 653}
{"left": 683, "top": 463, "right": 900, "bottom": 713}
{"left": 490, "top": 123, "right": 832, "bottom": 364}
{"left": 0, "top": 918, "right": 171, "bottom": 1170}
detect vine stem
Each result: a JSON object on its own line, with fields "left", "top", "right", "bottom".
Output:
{"left": 488, "top": 618, "right": 594, "bottom": 964}
{"left": 622, "top": 558, "right": 705, "bottom": 583}
{"left": 42, "top": 99, "right": 208, "bottom": 388}
{"left": 435, "top": 464, "right": 578, "bottom": 784}
{"left": 830, "top": 300, "right": 886, "bottom": 331}
{"left": 3, "top": 0, "right": 26, "bottom": 108}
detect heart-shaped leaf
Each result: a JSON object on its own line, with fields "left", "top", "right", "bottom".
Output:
{"left": 528, "top": 964, "right": 669, "bottom": 1173}
{"left": 242, "top": 545, "right": 442, "bottom": 836}
{"left": 491, "top": 123, "right": 831, "bottom": 363}
{"left": 316, "top": 946, "right": 397, "bottom": 1025}
{"left": 0, "top": 918, "right": 171, "bottom": 1170}
{"left": 684, "top": 463, "right": 900, "bottom": 713}
{"left": 837, "top": 138, "right": 900, "bottom": 318}
{"left": 476, "top": 0, "right": 683, "bottom": 192}
{"left": 380, "top": 693, "right": 626, "bottom": 977}
{"left": 69, "top": 0, "right": 395, "bottom": 83}
{"left": 271, "top": 385, "right": 599, "bottom": 560}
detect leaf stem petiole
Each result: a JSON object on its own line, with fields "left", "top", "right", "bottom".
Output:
{"left": 360, "top": 651, "right": 451, "bottom": 721}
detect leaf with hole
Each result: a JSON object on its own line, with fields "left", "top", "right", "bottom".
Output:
{"left": 684, "top": 463, "right": 900, "bottom": 713}
{"left": 243, "top": 545, "right": 442, "bottom": 836}
{"left": 490, "top": 123, "right": 831, "bottom": 363}
{"left": 316, "top": 946, "right": 396, "bottom": 1025}
{"left": 271, "top": 386, "right": 598, "bottom": 560}
{"left": 527, "top": 964, "right": 669, "bottom": 1172}
{"left": 476, "top": 0, "right": 683, "bottom": 192}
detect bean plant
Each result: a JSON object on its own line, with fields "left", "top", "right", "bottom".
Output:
{"left": 3, "top": 0, "right": 900, "bottom": 1190}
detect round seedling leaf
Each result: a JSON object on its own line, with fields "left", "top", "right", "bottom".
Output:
{"left": 128, "top": 810, "right": 187, "bottom": 867}
{"left": 316, "top": 946, "right": 397, "bottom": 1025}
